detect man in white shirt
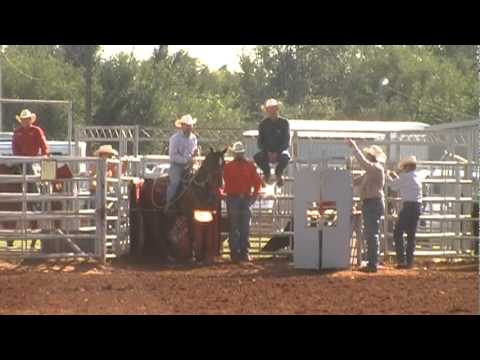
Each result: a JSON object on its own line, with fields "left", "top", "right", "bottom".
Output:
{"left": 387, "top": 156, "right": 422, "bottom": 269}
{"left": 165, "top": 115, "right": 199, "bottom": 213}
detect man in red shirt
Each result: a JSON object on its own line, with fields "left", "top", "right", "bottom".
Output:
{"left": 11, "top": 109, "right": 49, "bottom": 224}
{"left": 223, "top": 142, "right": 262, "bottom": 263}
{"left": 12, "top": 109, "right": 49, "bottom": 158}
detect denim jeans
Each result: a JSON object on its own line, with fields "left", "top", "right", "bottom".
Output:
{"left": 166, "top": 163, "right": 186, "bottom": 204}
{"left": 253, "top": 150, "right": 290, "bottom": 178}
{"left": 226, "top": 196, "right": 253, "bottom": 259}
{"left": 394, "top": 202, "right": 421, "bottom": 266}
{"left": 362, "top": 198, "right": 385, "bottom": 269}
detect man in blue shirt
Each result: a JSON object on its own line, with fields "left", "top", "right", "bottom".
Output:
{"left": 387, "top": 156, "right": 423, "bottom": 269}
{"left": 253, "top": 99, "right": 290, "bottom": 187}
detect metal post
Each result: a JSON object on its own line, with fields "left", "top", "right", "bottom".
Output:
{"left": 68, "top": 101, "right": 73, "bottom": 156}
{"left": 383, "top": 132, "right": 392, "bottom": 263}
{"left": 134, "top": 125, "right": 140, "bottom": 157}
{"left": 0, "top": 60, "right": 3, "bottom": 132}
{"left": 95, "top": 158, "right": 107, "bottom": 263}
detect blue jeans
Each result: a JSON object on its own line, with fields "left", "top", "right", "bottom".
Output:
{"left": 362, "top": 198, "right": 385, "bottom": 269}
{"left": 394, "top": 202, "right": 421, "bottom": 266}
{"left": 166, "top": 163, "right": 186, "bottom": 204}
{"left": 254, "top": 150, "right": 290, "bottom": 178}
{"left": 226, "top": 196, "right": 253, "bottom": 259}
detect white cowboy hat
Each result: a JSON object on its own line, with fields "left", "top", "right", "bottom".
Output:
{"left": 94, "top": 145, "right": 118, "bottom": 156}
{"left": 363, "top": 145, "right": 387, "bottom": 163}
{"left": 230, "top": 141, "right": 246, "bottom": 154}
{"left": 16, "top": 109, "right": 37, "bottom": 123}
{"left": 175, "top": 114, "right": 197, "bottom": 128}
{"left": 398, "top": 156, "right": 417, "bottom": 170}
{"left": 261, "top": 98, "right": 282, "bottom": 112}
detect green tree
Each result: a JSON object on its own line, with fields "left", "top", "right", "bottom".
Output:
{"left": 0, "top": 45, "right": 84, "bottom": 139}
{"left": 62, "top": 45, "right": 100, "bottom": 124}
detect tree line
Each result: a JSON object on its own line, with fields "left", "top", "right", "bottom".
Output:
{"left": 0, "top": 45, "right": 477, "bottom": 143}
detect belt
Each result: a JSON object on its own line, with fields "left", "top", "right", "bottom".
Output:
{"left": 227, "top": 194, "right": 251, "bottom": 199}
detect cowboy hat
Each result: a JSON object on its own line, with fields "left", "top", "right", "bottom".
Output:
{"left": 230, "top": 141, "right": 246, "bottom": 154}
{"left": 363, "top": 145, "right": 387, "bottom": 163}
{"left": 16, "top": 109, "right": 37, "bottom": 123}
{"left": 261, "top": 98, "right": 282, "bottom": 112}
{"left": 94, "top": 145, "right": 118, "bottom": 156}
{"left": 175, "top": 114, "right": 197, "bottom": 128}
{"left": 398, "top": 156, "right": 417, "bottom": 170}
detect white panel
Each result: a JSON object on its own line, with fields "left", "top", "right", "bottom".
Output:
{"left": 319, "top": 169, "right": 353, "bottom": 269}
{"left": 293, "top": 165, "right": 321, "bottom": 269}
{"left": 294, "top": 167, "right": 353, "bottom": 270}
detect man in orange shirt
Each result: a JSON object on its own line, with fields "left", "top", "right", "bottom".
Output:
{"left": 223, "top": 142, "right": 262, "bottom": 263}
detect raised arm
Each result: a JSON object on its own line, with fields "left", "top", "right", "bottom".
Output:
{"left": 346, "top": 138, "right": 376, "bottom": 171}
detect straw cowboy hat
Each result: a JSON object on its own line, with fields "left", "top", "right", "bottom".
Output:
{"left": 363, "top": 145, "right": 387, "bottom": 163}
{"left": 16, "top": 109, "right": 37, "bottom": 123}
{"left": 94, "top": 145, "right": 118, "bottom": 156}
{"left": 175, "top": 114, "right": 197, "bottom": 129}
{"left": 261, "top": 98, "right": 282, "bottom": 112}
{"left": 230, "top": 141, "right": 246, "bottom": 154}
{"left": 398, "top": 156, "right": 417, "bottom": 170}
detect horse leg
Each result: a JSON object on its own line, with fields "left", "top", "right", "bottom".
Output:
{"left": 192, "top": 221, "right": 205, "bottom": 262}
{"left": 142, "top": 209, "right": 157, "bottom": 261}
{"left": 156, "top": 212, "right": 171, "bottom": 262}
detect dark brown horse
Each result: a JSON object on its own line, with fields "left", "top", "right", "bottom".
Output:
{"left": 133, "top": 147, "right": 227, "bottom": 263}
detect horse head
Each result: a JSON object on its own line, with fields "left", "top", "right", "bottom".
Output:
{"left": 203, "top": 146, "right": 228, "bottom": 182}
{"left": 191, "top": 146, "right": 227, "bottom": 207}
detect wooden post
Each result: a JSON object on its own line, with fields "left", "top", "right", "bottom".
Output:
{"left": 95, "top": 158, "right": 107, "bottom": 263}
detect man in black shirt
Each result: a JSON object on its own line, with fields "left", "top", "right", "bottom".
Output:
{"left": 253, "top": 99, "right": 290, "bottom": 187}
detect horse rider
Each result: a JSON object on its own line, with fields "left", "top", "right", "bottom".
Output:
{"left": 253, "top": 98, "right": 290, "bottom": 187}
{"left": 165, "top": 114, "right": 199, "bottom": 213}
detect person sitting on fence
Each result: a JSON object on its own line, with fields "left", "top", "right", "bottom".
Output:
{"left": 165, "top": 114, "right": 199, "bottom": 213}
{"left": 223, "top": 141, "right": 263, "bottom": 263}
{"left": 386, "top": 156, "right": 422, "bottom": 269}
{"left": 89, "top": 145, "right": 119, "bottom": 193}
{"left": 253, "top": 99, "right": 290, "bottom": 187}
{"left": 347, "top": 139, "right": 386, "bottom": 273}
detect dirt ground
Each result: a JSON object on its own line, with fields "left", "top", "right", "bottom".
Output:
{"left": 0, "top": 257, "right": 478, "bottom": 315}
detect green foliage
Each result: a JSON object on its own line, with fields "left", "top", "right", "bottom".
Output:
{"left": 1, "top": 45, "right": 477, "bottom": 148}
{"left": 239, "top": 45, "right": 477, "bottom": 124}
{"left": 0, "top": 45, "right": 84, "bottom": 139}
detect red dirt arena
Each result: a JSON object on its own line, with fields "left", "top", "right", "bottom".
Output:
{"left": 0, "top": 257, "right": 477, "bottom": 315}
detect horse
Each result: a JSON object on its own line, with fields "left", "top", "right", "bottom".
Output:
{"left": 133, "top": 147, "right": 227, "bottom": 264}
